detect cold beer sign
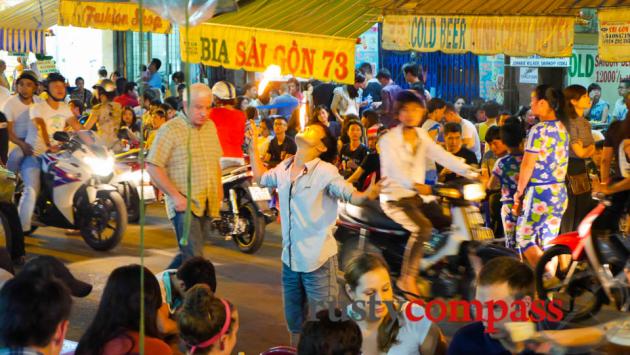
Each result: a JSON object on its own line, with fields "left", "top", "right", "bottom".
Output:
{"left": 383, "top": 15, "right": 574, "bottom": 57}
{"left": 180, "top": 24, "right": 356, "bottom": 84}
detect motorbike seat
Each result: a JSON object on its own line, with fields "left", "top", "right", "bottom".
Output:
{"left": 338, "top": 200, "right": 403, "bottom": 230}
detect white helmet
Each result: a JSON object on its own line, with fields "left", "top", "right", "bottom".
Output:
{"left": 212, "top": 81, "right": 236, "bottom": 100}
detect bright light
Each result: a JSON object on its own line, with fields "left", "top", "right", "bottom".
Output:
{"left": 84, "top": 156, "right": 114, "bottom": 177}
{"left": 257, "top": 65, "right": 281, "bottom": 96}
{"left": 299, "top": 98, "right": 307, "bottom": 132}
{"left": 463, "top": 183, "right": 486, "bottom": 201}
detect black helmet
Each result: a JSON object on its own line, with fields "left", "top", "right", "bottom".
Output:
{"left": 44, "top": 73, "right": 67, "bottom": 102}
{"left": 15, "top": 70, "right": 39, "bottom": 86}
{"left": 45, "top": 72, "right": 66, "bottom": 87}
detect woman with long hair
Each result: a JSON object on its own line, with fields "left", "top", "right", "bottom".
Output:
{"left": 309, "top": 105, "right": 341, "bottom": 139}
{"left": 178, "top": 284, "right": 239, "bottom": 355}
{"left": 560, "top": 85, "right": 596, "bottom": 233}
{"left": 344, "top": 254, "right": 446, "bottom": 355}
{"left": 76, "top": 265, "right": 173, "bottom": 355}
{"left": 513, "top": 85, "right": 569, "bottom": 269}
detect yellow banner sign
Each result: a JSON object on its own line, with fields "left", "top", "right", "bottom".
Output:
{"left": 180, "top": 24, "right": 357, "bottom": 84}
{"left": 598, "top": 8, "right": 630, "bottom": 62}
{"left": 58, "top": 0, "right": 171, "bottom": 34}
{"left": 383, "top": 15, "right": 574, "bottom": 57}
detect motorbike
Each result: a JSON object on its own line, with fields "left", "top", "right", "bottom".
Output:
{"left": 536, "top": 193, "right": 629, "bottom": 322}
{"left": 110, "top": 147, "right": 155, "bottom": 223}
{"left": 16, "top": 130, "right": 127, "bottom": 251}
{"left": 335, "top": 179, "right": 517, "bottom": 300}
{"left": 0, "top": 166, "right": 16, "bottom": 248}
{"left": 215, "top": 163, "right": 277, "bottom": 254}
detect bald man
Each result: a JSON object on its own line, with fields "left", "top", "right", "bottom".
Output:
{"left": 147, "top": 83, "right": 224, "bottom": 268}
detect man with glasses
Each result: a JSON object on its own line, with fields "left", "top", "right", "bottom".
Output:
{"left": 264, "top": 115, "right": 297, "bottom": 168}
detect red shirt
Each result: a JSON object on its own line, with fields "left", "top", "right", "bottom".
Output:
{"left": 102, "top": 331, "right": 173, "bottom": 355}
{"left": 114, "top": 93, "right": 140, "bottom": 108}
{"left": 209, "top": 107, "right": 246, "bottom": 158}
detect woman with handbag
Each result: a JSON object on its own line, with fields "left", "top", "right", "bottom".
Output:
{"left": 560, "top": 85, "right": 597, "bottom": 234}
{"left": 512, "top": 85, "right": 569, "bottom": 270}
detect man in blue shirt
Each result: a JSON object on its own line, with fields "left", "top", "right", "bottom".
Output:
{"left": 147, "top": 58, "right": 163, "bottom": 90}
{"left": 248, "top": 120, "right": 380, "bottom": 346}
{"left": 271, "top": 83, "right": 299, "bottom": 120}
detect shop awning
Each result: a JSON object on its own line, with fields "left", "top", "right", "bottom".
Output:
{"left": 374, "top": 0, "right": 630, "bottom": 58}
{"left": 0, "top": 28, "right": 47, "bottom": 54}
{"left": 370, "top": 0, "right": 630, "bottom": 16}
{"left": 0, "top": 0, "right": 57, "bottom": 53}
{"left": 180, "top": 0, "right": 380, "bottom": 84}
{"left": 58, "top": 0, "right": 171, "bottom": 34}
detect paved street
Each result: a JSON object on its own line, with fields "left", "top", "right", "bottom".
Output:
{"left": 1, "top": 203, "right": 625, "bottom": 354}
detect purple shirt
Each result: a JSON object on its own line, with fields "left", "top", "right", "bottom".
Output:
{"left": 379, "top": 83, "right": 402, "bottom": 128}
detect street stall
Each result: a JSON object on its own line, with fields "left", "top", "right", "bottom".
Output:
{"left": 179, "top": 0, "right": 380, "bottom": 84}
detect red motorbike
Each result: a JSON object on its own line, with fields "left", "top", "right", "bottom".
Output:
{"left": 536, "top": 194, "right": 629, "bottom": 322}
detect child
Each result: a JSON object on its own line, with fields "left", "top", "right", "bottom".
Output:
{"left": 487, "top": 118, "right": 525, "bottom": 249}
{"left": 338, "top": 120, "right": 368, "bottom": 178}
{"left": 482, "top": 126, "right": 508, "bottom": 238}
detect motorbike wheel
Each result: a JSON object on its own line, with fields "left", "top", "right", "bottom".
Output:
{"left": 535, "top": 245, "right": 603, "bottom": 322}
{"left": 232, "top": 202, "right": 265, "bottom": 254}
{"left": 124, "top": 183, "right": 140, "bottom": 224}
{"left": 79, "top": 191, "right": 127, "bottom": 251}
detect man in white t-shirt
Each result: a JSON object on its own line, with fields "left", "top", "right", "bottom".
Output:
{"left": 0, "top": 85, "right": 12, "bottom": 163}
{"left": 19, "top": 73, "right": 82, "bottom": 232}
{"left": 5, "top": 71, "right": 41, "bottom": 172}
{"left": 444, "top": 103, "right": 481, "bottom": 161}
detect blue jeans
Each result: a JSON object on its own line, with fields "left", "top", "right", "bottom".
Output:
{"left": 17, "top": 156, "right": 40, "bottom": 232}
{"left": 168, "top": 212, "right": 210, "bottom": 269}
{"left": 282, "top": 256, "right": 339, "bottom": 334}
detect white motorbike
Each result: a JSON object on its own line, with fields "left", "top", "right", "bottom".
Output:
{"left": 16, "top": 130, "right": 127, "bottom": 251}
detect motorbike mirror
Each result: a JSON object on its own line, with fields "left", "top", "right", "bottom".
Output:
{"left": 53, "top": 131, "right": 70, "bottom": 143}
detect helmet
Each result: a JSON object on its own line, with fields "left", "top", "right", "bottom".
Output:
{"left": 212, "top": 81, "right": 236, "bottom": 101}
{"left": 15, "top": 70, "right": 39, "bottom": 86}
{"left": 93, "top": 79, "right": 117, "bottom": 94}
{"left": 44, "top": 73, "right": 67, "bottom": 102}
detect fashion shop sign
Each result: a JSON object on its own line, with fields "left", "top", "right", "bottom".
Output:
{"left": 180, "top": 23, "right": 356, "bottom": 84}
{"left": 58, "top": 0, "right": 171, "bottom": 34}
{"left": 309, "top": 296, "right": 564, "bottom": 333}
{"left": 382, "top": 15, "right": 574, "bottom": 57}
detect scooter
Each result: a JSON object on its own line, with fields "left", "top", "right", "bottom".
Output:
{"left": 335, "top": 179, "right": 516, "bottom": 300}
{"left": 215, "top": 163, "right": 277, "bottom": 254}
{"left": 536, "top": 193, "right": 629, "bottom": 322}
{"left": 16, "top": 131, "right": 127, "bottom": 251}
{"left": 110, "top": 148, "right": 155, "bottom": 223}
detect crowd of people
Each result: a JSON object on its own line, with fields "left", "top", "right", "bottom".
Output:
{"left": 0, "top": 58, "right": 629, "bottom": 354}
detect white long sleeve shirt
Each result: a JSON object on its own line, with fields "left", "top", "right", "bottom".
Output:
{"left": 379, "top": 125, "right": 475, "bottom": 201}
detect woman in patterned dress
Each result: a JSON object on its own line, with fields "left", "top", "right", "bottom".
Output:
{"left": 513, "top": 85, "right": 569, "bottom": 269}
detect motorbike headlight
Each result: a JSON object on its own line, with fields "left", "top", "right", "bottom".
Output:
{"left": 84, "top": 156, "right": 115, "bottom": 177}
{"left": 130, "top": 170, "right": 151, "bottom": 185}
{"left": 463, "top": 183, "right": 486, "bottom": 201}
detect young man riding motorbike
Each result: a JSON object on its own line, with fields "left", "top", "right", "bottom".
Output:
{"left": 378, "top": 90, "right": 479, "bottom": 299}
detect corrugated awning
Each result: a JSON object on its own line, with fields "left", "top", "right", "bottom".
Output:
{"left": 370, "top": 0, "right": 630, "bottom": 16}
{"left": 180, "top": 0, "right": 380, "bottom": 83}
{"left": 0, "top": 0, "right": 58, "bottom": 31}
{"left": 0, "top": 28, "right": 47, "bottom": 54}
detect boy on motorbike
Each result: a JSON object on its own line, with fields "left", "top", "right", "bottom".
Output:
{"left": 379, "top": 90, "right": 478, "bottom": 299}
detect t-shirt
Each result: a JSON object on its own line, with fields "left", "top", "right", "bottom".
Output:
{"left": 448, "top": 321, "right": 512, "bottom": 355}
{"left": 440, "top": 147, "right": 478, "bottom": 182}
{"left": 312, "top": 83, "right": 336, "bottom": 109}
{"left": 148, "top": 72, "right": 163, "bottom": 89}
{"left": 339, "top": 143, "right": 368, "bottom": 178}
{"left": 525, "top": 120, "right": 569, "bottom": 184}
{"left": 362, "top": 79, "right": 382, "bottom": 104}
{"left": 567, "top": 116, "right": 594, "bottom": 159}
{"left": 477, "top": 120, "right": 496, "bottom": 143}
{"left": 102, "top": 331, "right": 173, "bottom": 355}
{"left": 612, "top": 97, "right": 628, "bottom": 121}
{"left": 604, "top": 120, "right": 630, "bottom": 180}
{"left": 357, "top": 151, "right": 380, "bottom": 189}
{"left": 209, "top": 107, "right": 246, "bottom": 158}
{"left": 266, "top": 135, "right": 297, "bottom": 167}
{"left": 461, "top": 118, "right": 482, "bottom": 161}
{"left": 27, "top": 101, "right": 74, "bottom": 156}
{"left": 587, "top": 99, "right": 609, "bottom": 122}
{"left": 492, "top": 153, "right": 523, "bottom": 203}
{"left": 271, "top": 94, "right": 299, "bottom": 119}
{"left": 2, "top": 95, "right": 42, "bottom": 140}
